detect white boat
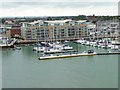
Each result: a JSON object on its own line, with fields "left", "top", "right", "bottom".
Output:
{"left": 0, "top": 36, "right": 16, "bottom": 47}
{"left": 101, "top": 44, "right": 106, "bottom": 48}
{"left": 85, "top": 41, "right": 90, "bottom": 46}
{"left": 111, "top": 41, "right": 119, "bottom": 44}
{"left": 97, "top": 44, "right": 101, "bottom": 48}
{"left": 90, "top": 42, "right": 95, "bottom": 46}
{"left": 107, "top": 44, "right": 114, "bottom": 48}
{"left": 81, "top": 40, "right": 86, "bottom": 45}
{"left": 62, "top": 44, "right": 73, "bottom": 50}
{"left": 111, "top": 45, "right": 119, "bottom": 50}
{"left": 33, "top": 46, "right": 46, "bottom": 52}
{"left": 44, "top": 47, "right": 63, "bottom": 54}
{"left": 76, "top": 39, "right": 83, "bottom": 44}
{"left": 49, "top": 42, "right": 73, "bottom": 50}
{"left": 93, "top": 42, "right": 98, "bottom": 47}
{"left": 48, "top": 42, "right": 62, "bottom": 48}
{"left": 64, "top": 40, "right": 69, "bottom": 43}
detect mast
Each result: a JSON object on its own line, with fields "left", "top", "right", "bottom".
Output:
{"left": 77, "top": 21, "right": 79, "bottom": 53}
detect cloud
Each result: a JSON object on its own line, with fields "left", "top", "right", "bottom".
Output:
{"left": 1, "top": 2, "right": 117, "bottom": 9}
{"left": 1, "top": 0, "right": 120, "bottom": 2}
{"left": 0, "top": 1, "right": 118, "bottom": 17}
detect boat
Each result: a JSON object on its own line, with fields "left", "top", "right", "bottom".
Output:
{"left": 93, "top": 42, "right": 98, "bottom": 47}
{"left": 90, "top": 41, "right": 95, "bottom": 46}
{"left": 85, "top": 41, "right": 90, "bottom": 46}
{"left": 111, "top": 45, "right": 119, "bottom": 50}
{"left": 33, "top": 42, "right": 49, "bottom": 52}
{"left": 38, "top": 50, "right": 96, "bottom": 60}
{"left": 101, "top": 44, "right": 106, "bottom": 48}
{"left": 0, "top": 36, "right": 16, "bottom": 48}
{"left": 75, "top": 39, "right": 83, "bottom": 44}
{"left": 64, "top": 40, "right": 69, "bottom": 43}
{"left": 107, "top": 44, "right": 113, "bottom": 48}
{"left": 33, "top": 46, "right": 46, "bottom": 52}
{"left": 61, "top": 44, "right": 73, "bottom": 50}
{"left": 81, "top": 40, "right": 86, "bottom": 45}
{"left": 43, "top": 47, "right": 63, "bottom": 54}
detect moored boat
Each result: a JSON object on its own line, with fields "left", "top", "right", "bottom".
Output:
{"left": 43, "top": 47, "right": 63, "bottom": 54}
{"left": 61, "top": 44, "right": 73, "bottom": 50}
{"left": 0, "top": 36, "right": 16, "bottom": 48}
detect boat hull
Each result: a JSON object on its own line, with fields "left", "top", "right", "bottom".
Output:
{"left": 0, "top": 45, "right": 14, "bottom": 48}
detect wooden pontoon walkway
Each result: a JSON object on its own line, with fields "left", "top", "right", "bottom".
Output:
{"left": 38, "top": 52, "right": 120, "bottom": 60}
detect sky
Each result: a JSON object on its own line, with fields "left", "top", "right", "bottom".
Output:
{"left": 0, "top": 0, "right": 119, "bottom": 17}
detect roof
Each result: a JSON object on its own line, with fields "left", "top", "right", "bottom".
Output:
{"left": 76, "top": 20, "right": 87, "bottom": 23}
{"left": 44, "top": 19, "right": 72, "bottom": 24}
{"left": 29, "top": 20, "right": 43, "bottom": 25}
{"left": 80, "top": 24, "right": 87, "bottom": 27}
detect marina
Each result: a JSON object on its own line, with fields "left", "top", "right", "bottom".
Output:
{"left": 2, "top": 43, "right": 118, "bottom": 88}
{"left": 34, "top": 38, "right": 120, "bottom": 60}
{"left": 0, "top": 0, "right": 119, "bottom": 88}
{"left": 1, "top": 38, "right": 120, "bottom": 59}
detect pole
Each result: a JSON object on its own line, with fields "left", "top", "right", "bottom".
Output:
{"left": 118, "top": 17, "right": 120, "bottom": 50}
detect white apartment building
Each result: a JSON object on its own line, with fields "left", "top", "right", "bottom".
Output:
{"left": 21, "top": 19, "right": 88, "bottom": 41}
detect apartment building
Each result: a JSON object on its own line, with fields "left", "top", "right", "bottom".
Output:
{"left": 21, "top": 22, "right": 32, "bottom": 40}
{"left": 21, "top": 19, "right": 88, "bottom": 41}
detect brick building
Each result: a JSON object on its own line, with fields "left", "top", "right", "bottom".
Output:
{"left": 6, "top": 25, "right": 21, "bottom": 38}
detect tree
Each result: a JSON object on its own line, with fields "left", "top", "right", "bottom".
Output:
{"left": 1, "top": 19, "right": 5, "bottom": 24}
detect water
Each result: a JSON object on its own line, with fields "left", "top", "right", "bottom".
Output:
{"left": 2, "top": 43, "right": 118, "bottom": 88}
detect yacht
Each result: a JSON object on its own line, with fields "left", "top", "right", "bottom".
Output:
{"left": 62, "top": 44, "right": 73, "bottom": 50}
{"left": 85, "top": 41, "right": 90, "bottom": 46}
{"left": 43, "top": 47, "right": 63, "bottom": 54}
{"left": 76, "top": 39, "right": 83, "bottom": 44}
{"left": 33, "top": 46, "right": 46, "bottom": 52}
{"left": 107, "top": 44, "right": 114, "bottom": 48}
{"left": 111, "top": 45, "right": 119, "bottom": 50}
{"left": 0, "top": 36, "right": 16, "bottom": 47}
{"left": 81, "top": 40, "right": 86, "bottom": 45}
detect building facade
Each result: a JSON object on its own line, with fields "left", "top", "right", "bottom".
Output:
{"left": 10, "top": 25, "right": 21, "bottom": 38}
{"left": 21, "top": 20, "right": 88, "bottom": 41}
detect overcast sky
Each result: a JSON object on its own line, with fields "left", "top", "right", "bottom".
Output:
{"left": 0, "top": 0, "right": 119, "bottom": 17}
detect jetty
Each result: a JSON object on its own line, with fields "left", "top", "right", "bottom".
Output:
{"left": 38, "top": 51, "right": 120, "bottom": 60}
{"left": 43, "top": 50, "right": 77, "bottom": 54}
{"left": 38, "top": 52, "right": 97, "bottom": 60}
{"left": 97, "top": 52, "right": 120, "bottom": 55}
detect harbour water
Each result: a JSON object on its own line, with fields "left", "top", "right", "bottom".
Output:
{"left": 2, "top": 42, "right": 118, "bottom": 88}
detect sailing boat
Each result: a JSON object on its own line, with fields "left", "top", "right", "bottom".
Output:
{"left": 43, "top": 25, "right": 63, "bottom": 54}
